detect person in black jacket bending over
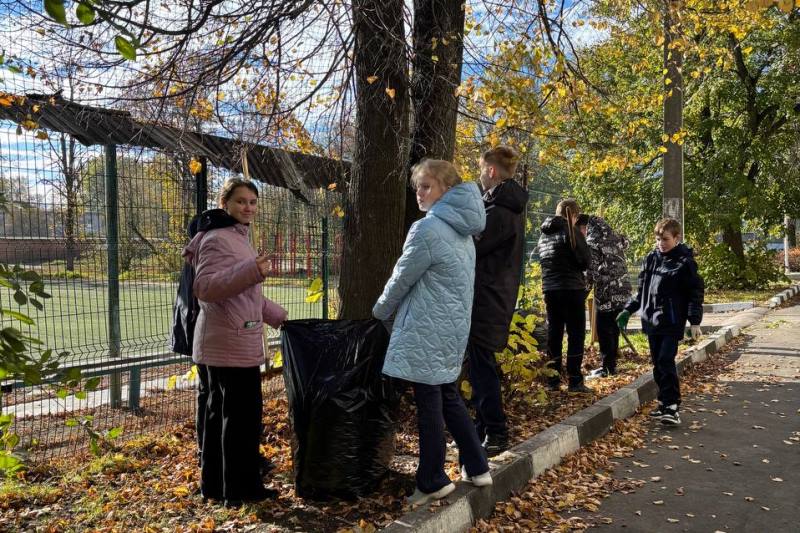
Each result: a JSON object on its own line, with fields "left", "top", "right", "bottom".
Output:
{"left": 616, "top": 218, "right": 704, "bottom": 426}
{"left": 537, "top": 199, "right": 593, "bottom": 394}
{"left": 467, "top": 145, "right": 529, "bottom": 455}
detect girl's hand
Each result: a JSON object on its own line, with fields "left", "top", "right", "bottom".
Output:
{"left": 255, "top": 252, "right": 271, "bottom": 277}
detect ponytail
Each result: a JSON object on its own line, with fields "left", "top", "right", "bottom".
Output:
{"left": 555, "top": 198, "right": 581, "bottom": 250}
{"left": 565, "top": 206, "right": 576, "bottom": 250}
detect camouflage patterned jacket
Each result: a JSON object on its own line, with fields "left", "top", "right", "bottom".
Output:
{"left": 585, "top": 216, "right": 632, "bottom": 312}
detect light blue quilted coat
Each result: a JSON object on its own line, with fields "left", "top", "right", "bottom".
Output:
{"left": 373, "top": 182, "right": 486, "bottom": 385}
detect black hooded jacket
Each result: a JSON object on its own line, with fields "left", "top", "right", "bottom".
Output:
{"left": 537, "top": 215, "right": 592, "bottom": 292}
{"left": 170, "top": 209, "right": 238, "bottom": 355}
{"left": 624, "top": 243, "right": 704, "bottom": 337}
{"left": 469, "top": 179, "right": 529, "bottom": 351}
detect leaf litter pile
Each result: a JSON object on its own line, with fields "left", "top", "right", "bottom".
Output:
{"left": 472, "top": 337, "right": 743, "bottom": 533}
{"left": 0, "top": 338, "right": 722, "bottom": 532}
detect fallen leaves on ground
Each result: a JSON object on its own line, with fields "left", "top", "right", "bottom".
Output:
{"left": 0, "top": 340, "right": 699, "bottom": 531}
{"left": 472, "top": 337, "right": 743, "bottom": 532}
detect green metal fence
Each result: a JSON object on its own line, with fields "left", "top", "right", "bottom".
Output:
{"left": 0, "top": 120, "right": 341, "bottom": 459}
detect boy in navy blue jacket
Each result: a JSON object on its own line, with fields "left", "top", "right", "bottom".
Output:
{"left": 616, "top": 218, "right": 704, "bottom": 425}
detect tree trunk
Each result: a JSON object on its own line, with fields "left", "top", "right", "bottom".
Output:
{"left": 662, "top": 0, "right": 684, "bottom": 228}
{"left": 338, "top": 0, "right": 409, "bottom": 319}
{"left": 787, "top": 217, "right": 797, "bottom": 248}
{"left": 721, "top": 223, "right": 745, "bottom": 265}
{"left": 403, "top": 0, "right": 466, "bottom": 232}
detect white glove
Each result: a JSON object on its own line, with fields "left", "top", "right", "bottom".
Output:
{"left": 689, "top": 325, "right": 701, "bottom": 340}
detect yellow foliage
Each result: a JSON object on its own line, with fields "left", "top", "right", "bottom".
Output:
{"left": 188, "top": 158, "right": 202, "bottom": 175}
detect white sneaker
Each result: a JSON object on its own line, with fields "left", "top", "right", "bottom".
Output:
{"left": 460, "top": 465, "right": 493, "bottom": 487}
{"left": 406, "top": 482, "right": 456, "bottom": 507}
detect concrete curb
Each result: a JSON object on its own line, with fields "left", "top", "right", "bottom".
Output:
{"left": 382, "top": 283, "right": 800, "bottom": 532}
{"left": 702, "top": 301, "right": 754, "bottom": 313}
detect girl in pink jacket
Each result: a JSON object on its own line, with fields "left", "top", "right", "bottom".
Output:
{"left": 182, "top": 177, "right": 287, "bottom": 506}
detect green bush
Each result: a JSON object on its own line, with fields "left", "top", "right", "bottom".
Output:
{"left": 50, "top": 269, "right": 84, "bottom": 280}
{"left": 698, "top": 242, "right": 788, "bottom": 290}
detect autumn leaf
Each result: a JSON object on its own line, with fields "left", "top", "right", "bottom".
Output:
{"left": 366, "top": 75, "right": 379, "bottom": 84}
{"left": 385, "top": 86, "right": 396, "bottom": 100}
{"left": 188, "top": 158, "right": 202, "bottom": 175}
{"left": 35, "top": 130, "right": 49, "bottom": 140}
{"left": 327, "top": 182, "right": 337, "bottom": 191}
{"left": 332, "top": 205, "right": 345, "bottom": 218}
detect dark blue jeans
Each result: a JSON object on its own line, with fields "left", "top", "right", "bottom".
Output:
{"left": 412, "top": 381, "right": 489, "bottom": 493}
{"left": 648, "top": 335, "right": 681, "bottom": 407}
{"left": 466, "top": 341, "right": 508, "bottom": 441}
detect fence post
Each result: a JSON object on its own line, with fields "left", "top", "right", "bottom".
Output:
{"left": 196, "top": 157, "right": 208, "bottom": 215}
{"left": 321, "top": 216, "right": 329, "bottom": 320}
{"left": 105, "top": 144, "right": 122, "bottom": 408}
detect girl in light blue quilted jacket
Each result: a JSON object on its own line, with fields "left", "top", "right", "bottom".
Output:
{"left": 373, "top": 159, "right": 493, "bottom": 507}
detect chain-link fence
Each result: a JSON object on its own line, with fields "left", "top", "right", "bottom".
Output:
{"left": 0, "top": 119, "right": 341, "bottom": 460}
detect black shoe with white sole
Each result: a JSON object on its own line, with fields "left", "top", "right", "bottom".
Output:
{"left": 660, "top": 407, "right": 681, "bottom": 425}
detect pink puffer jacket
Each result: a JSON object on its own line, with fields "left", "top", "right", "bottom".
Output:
{"left": 182, "top": 223, "right": 287, "bottom": 368}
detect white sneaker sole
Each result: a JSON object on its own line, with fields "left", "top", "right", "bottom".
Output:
{"left": 407, "top": 482, "right": 456, "bottom": 507}
{"left": 461, "top": 467, "right": 493, "bottom": 487}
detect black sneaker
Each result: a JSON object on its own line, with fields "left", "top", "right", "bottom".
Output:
{"left": 649, "top": 404, "right": 666, "bottom": 418}
{"left": 567, "top": 383, "right": 594, "bottom": 394}
{"left": 482, "top": 434, "right": 509, "bottom": 456}
{"left": 586, "top": 368, "right": 609, "bottom": 380}
{"left": 660, "top": 407, "right": 681, "bottom": 426}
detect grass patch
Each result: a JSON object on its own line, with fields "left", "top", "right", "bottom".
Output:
{"left": 0, "top": 280, "right": 329, "bottom": 365}
{"left": 705, "top": 284, "right": 790, "bottom": 304}
{"left": 0, "top": 479, "right": 63, "bottom": 507}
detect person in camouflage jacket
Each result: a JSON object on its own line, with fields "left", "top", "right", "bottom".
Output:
{"left": 584, "top": 215, "right": 632, "bottom": 375}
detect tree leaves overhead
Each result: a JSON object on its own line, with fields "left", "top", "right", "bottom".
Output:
{"left": 75, "top": 2, "right": 96, "bottom": 25}
{"left": 114, "top": 36, "right": 137, "bottom": 61}
{"left": 44, "top": 0, "right": 67, "bottom": 26}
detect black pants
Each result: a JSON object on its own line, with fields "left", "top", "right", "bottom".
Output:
{"left": 596, "top": 308, "right": 622, "bottom": 374}
{"left": 201, "top": 365, "right": 263, "bottom": 501}
{"left": 466, "top": 341, "right": 507, "bottom": 441}
{"left": 412, "top": 381, "right": 489, "bottom": 494}
{"left": 196, "top": 363, "right": 209, "bottom": 465}
{"left": 648, "top": 335, "right": 681, "bottom": 407}
{"left": 544, "top": 289, "right": 587, "bottom": 386}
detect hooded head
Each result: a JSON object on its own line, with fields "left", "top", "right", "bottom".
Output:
{"left": 429, "top": 182, "right": 486, "bottom": 236}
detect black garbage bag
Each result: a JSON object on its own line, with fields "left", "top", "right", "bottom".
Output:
{"left": 281, "top": 318, "right": 398, "bottom": 500}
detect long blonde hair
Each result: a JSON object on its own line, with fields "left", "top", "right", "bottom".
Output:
{"left": 556, "top": 198, "right": 581, "bottom": 250}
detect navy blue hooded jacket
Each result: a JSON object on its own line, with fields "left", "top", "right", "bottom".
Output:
{"left": 624, "top": 243, "right": 704, "bottom": 337}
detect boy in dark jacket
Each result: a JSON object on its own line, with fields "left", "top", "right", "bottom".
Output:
{"left": 467, "top": 145, "right": 529, "bottom": 455}
{"left": 617, "top": 218, "right": 704, "bottom": 425}
{"left": 584, "top": 216, "right": 632, "bottom": 377}
{"left": 537, "top": 199, "right": 593, "bottom": 393}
